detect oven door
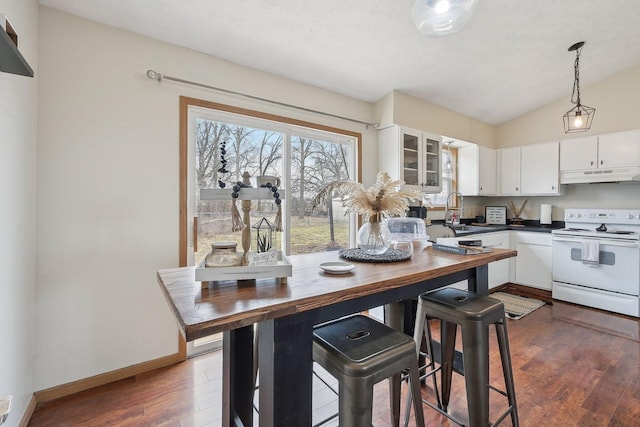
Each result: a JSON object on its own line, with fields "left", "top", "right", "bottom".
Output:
{"left": 552, "top": 235, "right": 640, "bottom": 295}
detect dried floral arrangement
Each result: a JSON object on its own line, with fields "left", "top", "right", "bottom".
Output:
{"left": 311, "top": 172, "right": 422, "bottom": 221}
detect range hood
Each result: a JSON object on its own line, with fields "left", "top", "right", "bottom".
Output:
{"left": 561, "top": 166, "right": 640, "bottom": 184}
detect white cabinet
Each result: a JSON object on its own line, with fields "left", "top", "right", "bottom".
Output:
{"left": 458, "top": 145, "right": 497, "bottom": 196}
{"left": 378, "top": 125, "right": 442, "bottom": 193}
{"left": 515, "top": 232, "right": 552, "bottom": 290}
{"left": 598, "top": 130, "right": 640, "bottom": 168}
{"left": 482, "top": 231, "right": 511, "bottom": 289}
{"left": 560, "top": 130, "right": 640, "bottom": 182}
{"left": 447, "top": 231, "right": 510, "bottom": 290}
{"left": 560, "top": 135, "right": 598, "bottom": 171}
{"left": 499, "top": 147, "right": 521, "bottom": 195}
{"left": 521, "top": 141, "right": 561, "bottom": 195}
{"left": 499, "top": 143, "right": 562, "bottom": 196}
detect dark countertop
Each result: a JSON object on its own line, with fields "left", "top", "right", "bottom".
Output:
{"left": 431, "top": 220, "right": 565, "bottom": 236}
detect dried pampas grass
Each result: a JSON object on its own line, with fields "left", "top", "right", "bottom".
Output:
{"left": 311, "top": 172, "right": 421, "bottom": 221}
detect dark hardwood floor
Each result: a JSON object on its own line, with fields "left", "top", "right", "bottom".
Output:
{"left": 28, "top": 298, "right": 639, "bottom": 427}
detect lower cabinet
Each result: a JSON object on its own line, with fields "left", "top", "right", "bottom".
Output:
{"left": 447, "top": 231, "right": 510, "bottom": 290}
{"left": 514, "top": 232, "right": 552, "bottom": 290}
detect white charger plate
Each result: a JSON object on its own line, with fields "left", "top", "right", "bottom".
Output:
{"left": 320, "top": 261, "right": 355, "bottom": 275}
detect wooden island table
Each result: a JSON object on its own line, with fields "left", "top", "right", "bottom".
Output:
{"left": 157, "top": 246, "right": 517, "bottom": 427}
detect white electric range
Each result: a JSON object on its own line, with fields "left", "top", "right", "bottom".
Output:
{"left": 551, "top": 209, "right": 640, "bottom": 317}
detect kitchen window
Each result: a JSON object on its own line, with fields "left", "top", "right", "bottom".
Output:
{"left": 429, "top": 147, "right": 458, "bottom": 208}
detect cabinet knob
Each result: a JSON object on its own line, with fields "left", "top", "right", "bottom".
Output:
{"left": 551, "top": 185, "right": 555, "bottom": 190}
{"left": 600, "top": 160, "right": 604, "bottom": 165}
{"left": 515, "top": 187, "right": 518, "bottom": 191}
{"left": 590, "top": 161, "right": 594, "bottom": 166}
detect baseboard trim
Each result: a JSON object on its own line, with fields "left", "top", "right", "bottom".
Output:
{"left": 34, "top": 333, "right": 186, "bottom": 404}
{"left": 18, "top": 395, "right": 37, "bottom": 427}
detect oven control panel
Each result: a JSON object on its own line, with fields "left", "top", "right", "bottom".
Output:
{"left": 565, "top": 209, "right": 640, "bottom": 225}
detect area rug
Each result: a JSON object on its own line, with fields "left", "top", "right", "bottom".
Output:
{"left": 490, "top": 292, "right": 546, "bottom": 320}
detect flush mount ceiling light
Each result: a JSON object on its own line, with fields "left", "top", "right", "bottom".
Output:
{"left": 412, "top": 0, "right": 479, "bottom": 37}
{"left": 563, "top": 41, "right": 596, "bottom": 133}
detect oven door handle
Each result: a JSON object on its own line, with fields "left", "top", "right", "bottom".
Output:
{"left": 552, "top": 236, "right": 640, "bottom": 248}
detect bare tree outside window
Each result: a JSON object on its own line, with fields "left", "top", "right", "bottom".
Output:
{"left": 192, "top": 116, "right": 355, "bottom": 262}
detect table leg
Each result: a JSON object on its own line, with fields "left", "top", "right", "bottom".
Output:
{"left": 469, "top": 264, "right": 489, "bottom": 295}
{"left": 222, "top": 326, "right": 255, "bottom": 427}
{"left": 258, "top": 315, "right": 314, "bottom": 427}
{"left": 384, "top": 302, "right": 405, "bottom": 427}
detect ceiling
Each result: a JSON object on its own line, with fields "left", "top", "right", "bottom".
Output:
{"left": 39, "top": 0, "right": 640, "bottom": 126}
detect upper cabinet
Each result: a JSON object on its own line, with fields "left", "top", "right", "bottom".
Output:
{"left": 458, "top": 145, "right": 497, "bottom": 196}
{"left": 499, "top": 142, "right": 563, "bottom": 196}
{"left": 499, "top": 147, "right": 522, "bottom": 195}
{"left": 521, "top": 141, "right": 561, "bottom": 195}
{"left": 559, "top": 135, "right": 598, "bottom": 171}
{"left": 378, "top": 125, "right": 442, "bottom": 193}
{"left": 560, "top": 130, "right": 640, "bottom": 183}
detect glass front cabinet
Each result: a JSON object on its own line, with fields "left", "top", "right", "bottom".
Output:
{"left": 378, "top": 125, "right": 442, "bottom": 193}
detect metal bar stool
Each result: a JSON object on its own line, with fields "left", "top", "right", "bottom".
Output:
{"left": 313, "top": 314, "right": 426, "bottom": 427}
{"left": 412, "top": 288, "right": 519, "bottom": 427}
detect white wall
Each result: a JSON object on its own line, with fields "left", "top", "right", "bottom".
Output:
{"left": 0, "top": 1, "right": 38, "bottom": 425}
{"left": 20, "top": 1, "right": 640, "bottom": 400}
{"left": 36, "top": 7, "right": 377, "bottom": 390}
{"left": 497, "top": 64, "right": 640, "bottom": 147}
{"left": 375, "top": 90, "right": 497, "bottom": 148}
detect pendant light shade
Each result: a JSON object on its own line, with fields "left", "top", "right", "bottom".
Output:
{"left": 563, "top": 41, "right": 595, "bottom": 133}
{"left": 412, "top": 0, "right": 479, "bottom": 37}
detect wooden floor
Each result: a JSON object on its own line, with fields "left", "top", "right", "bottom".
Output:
{"left": 28, "top": 298, "right": 639, "bottom": 427}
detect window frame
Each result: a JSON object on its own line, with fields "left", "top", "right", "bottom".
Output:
{"left": 179, "top": 96, "right": 362, "bottom": 266}
{"left": 429, "top": 146, "right": 459, "bottom": 210}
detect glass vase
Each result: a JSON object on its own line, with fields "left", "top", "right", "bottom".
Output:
{"left": 358, "top": 216, "right": 391, "bottom": 255}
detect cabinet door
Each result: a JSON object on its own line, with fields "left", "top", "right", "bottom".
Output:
{"left": 478, "top": 146, "right": 497, "bottom": 195}
{"left": 560, "top": 136, "right": 598, "bottom": 171}
{"left": 597, "top": 130, "right": 640, "bottom": 168}
{"left": 401, "top": 128, "right": 422, "bottom": 188}
{"left": 458, "top": 232, "right": 509, "bottom": 289}
{"left": 499, "top": 147, "right": 521, "bottom": 195}
{"left": 422, "top": 133, "right": 442, "bottom": 193}
{"left": 521, "top": 142, "right": 560, "bottom": 194}
{"left": 483, "top": 232, "right": 510, "bottom": 288}
{"left": 515, "top": 232, "right": 552, "bottom": 290}
{"left": 457, "top": 145, "right": 479, "bottom": 195}
{"left": 377, "top": 126, "right": 442, "bottom": 193}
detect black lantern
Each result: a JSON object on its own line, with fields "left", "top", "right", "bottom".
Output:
{"left": 563, "top": 41, "right": 596, "bottom": 133}
{"left": 252, "top": 217, "right": 273, "bottom": 253}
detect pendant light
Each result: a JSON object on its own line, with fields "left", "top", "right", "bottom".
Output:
{"left": 443, "top": 140, "right": 455, "bottom": 173}
{"left": 412, "top": 0, "right": 479, "bottom": 37}
{"left": 563, "top": 41, "right": 595, "bottom": 133}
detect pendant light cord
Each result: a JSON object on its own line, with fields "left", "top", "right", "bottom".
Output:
{"left": 571, "top": 46, "right": 582, "bottom": 106}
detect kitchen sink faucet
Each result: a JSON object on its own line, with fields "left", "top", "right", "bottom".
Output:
{"left": 445, "top": 191, "right": 464, "bottom": 225}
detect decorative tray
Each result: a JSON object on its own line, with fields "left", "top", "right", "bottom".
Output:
{"left": 195, "top": 251, "right": 292, "bottom": 282}
{"left": 338, "top": 248, "right": 412, "bottom": 263}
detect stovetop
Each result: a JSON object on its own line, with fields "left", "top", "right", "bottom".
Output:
{"left": 554, "top": 208, "right": 640, "bottom": 240}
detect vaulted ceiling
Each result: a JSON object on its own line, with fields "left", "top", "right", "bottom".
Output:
{"left": 39, "top": 0, "right": 640, "bottom": 125}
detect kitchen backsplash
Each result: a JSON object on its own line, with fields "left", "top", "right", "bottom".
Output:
{"left": 429, "top": 181, "right": 639, "bottom": 221}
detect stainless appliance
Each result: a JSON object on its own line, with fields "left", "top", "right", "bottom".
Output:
{"left": 552, "top": 209, "right": 640, "bottom": 317}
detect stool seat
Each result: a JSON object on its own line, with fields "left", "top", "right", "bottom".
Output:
{"left": 413, "top": 288, "right": 519, "bottom": 427}
{"left": 314, "top": 314, "right": 425, "bottom": 427}
{"left": 422, "top": 287, "right": 505, "bottom": 323}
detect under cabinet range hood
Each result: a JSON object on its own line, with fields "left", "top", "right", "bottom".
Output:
{"left": 560, "top": 166, "right": 640, "bottom": 184}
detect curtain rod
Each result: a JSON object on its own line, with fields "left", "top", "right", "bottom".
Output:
{"left": 146, "top": 70, "right": 379, "bottom": 129}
